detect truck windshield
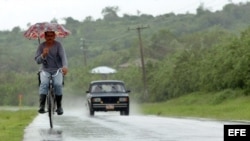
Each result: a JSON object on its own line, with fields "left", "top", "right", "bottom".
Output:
{"left": 91, "top": 83, "right": 125, "bottom": 93}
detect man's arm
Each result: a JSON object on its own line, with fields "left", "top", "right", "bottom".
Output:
{"left": 58, "top": 43, "right": 68, "bottom": 75}
{"left": 34, "top": 45, "right": 45, "bottom": 64}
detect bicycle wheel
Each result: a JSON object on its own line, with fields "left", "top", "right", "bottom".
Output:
{"left": 47, "top": 89, "right": 55, "bottom": 128}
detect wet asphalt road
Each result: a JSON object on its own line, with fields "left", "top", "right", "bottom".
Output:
{"left": 22, "top": 104, "right": 243, "bottom": 141}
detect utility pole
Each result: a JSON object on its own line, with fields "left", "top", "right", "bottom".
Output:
{"left": 128, "top": 25, "right": 149, "bottom": 101}
{"left": 80, "top": 38, "right": 87, "bottom": 66}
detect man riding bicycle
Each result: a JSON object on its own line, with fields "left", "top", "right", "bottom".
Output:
{"left": 34, "top": 30, "right": 68, "bottom": 115}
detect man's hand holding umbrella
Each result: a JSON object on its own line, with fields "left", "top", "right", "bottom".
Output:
{"left": 41, "top": 47, "right": 49, "bottom": 58}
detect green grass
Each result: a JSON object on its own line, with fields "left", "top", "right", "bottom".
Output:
{"left": 141, "top": 90, "right": 250, "bottom": 121}
{"left": 0, "top": 108, "right": 37, "bottom": 141}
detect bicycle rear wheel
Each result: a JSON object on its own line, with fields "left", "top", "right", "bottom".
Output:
{"left": 47, "top": 89, "right": 55, "bottom": 128}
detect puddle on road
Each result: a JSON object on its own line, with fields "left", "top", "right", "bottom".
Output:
{"left": 23, "top": 113, "right": 124, "bottom": 141}
{"left": 39, "top": 129, "right": 63, "bottom": 141}
{"left": 56, "top": 115, "right": 122, "bottom": 139}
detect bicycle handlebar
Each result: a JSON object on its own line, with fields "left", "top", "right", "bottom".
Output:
{"left": 52, "top": 68, "right": 62, "bottom": 77}
{"left": 41, "top": 68, "right": 62, "bottom": 78}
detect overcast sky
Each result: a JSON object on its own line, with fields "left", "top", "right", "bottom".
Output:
{"left": 0, "top": 0, "right": 248, "bottom": 30}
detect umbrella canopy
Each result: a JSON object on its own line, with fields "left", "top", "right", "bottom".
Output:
{"left": 90, "top": 66, "right": 117, "bottom": 74}
{"left": 23, "top": 22, "right": 71, "bottom": 43}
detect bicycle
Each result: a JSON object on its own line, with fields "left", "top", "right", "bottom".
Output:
{"left": 40, "top": 68, "right": 62, "bottom": 128}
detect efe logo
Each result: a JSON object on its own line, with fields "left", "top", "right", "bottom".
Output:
{"left": 228, "top": 129, "right": 246, "bottom": 136}
{"left": 224, "top": 124, "right": 250, "bottom": 141}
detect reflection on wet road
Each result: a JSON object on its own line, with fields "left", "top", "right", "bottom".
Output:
{"left": 23, "top": 104, "right": 245, "bottom": 141}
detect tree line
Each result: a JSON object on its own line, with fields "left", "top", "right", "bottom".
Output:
{"left": 1, "top": 2, "right": 250, "bottom": 105}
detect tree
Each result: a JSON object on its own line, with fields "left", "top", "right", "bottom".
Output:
{"left": 101, "top": 6, "right": 120, "bottom": 20}
{"left": 84, "top": 16, "right": 94, "bottom": 22}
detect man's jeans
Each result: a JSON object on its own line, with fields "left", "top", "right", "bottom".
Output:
{"left": 39, "top": 70, "right": 63, "bottom": 95}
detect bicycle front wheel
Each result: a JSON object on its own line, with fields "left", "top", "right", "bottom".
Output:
{"left": 47, "top": 89, "right": 55, "bottom": 128}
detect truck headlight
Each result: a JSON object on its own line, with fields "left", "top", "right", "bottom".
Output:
{"left": 92, "top": 98, "right": 101, "bottom": 102}
{"left": 119, "top": 97, "right": 128, "bottom": 102}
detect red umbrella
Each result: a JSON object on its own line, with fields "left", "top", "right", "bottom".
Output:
{"left": 23, "top": 22, "right": 71, "bottom": 44}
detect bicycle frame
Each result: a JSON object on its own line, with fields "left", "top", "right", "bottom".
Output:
{"left": 41, "top": 68, "right": 62, "bottom": 128}
{"left": 47, "top": 75, "right": 55, "bottom": 128}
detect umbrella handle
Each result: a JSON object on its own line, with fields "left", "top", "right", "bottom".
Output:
{"left": 38, "top": 37, "right": 41, "bottom": 44}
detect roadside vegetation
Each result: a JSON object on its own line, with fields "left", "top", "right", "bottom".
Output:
{"left": 141, "top": 89, "right": 250, "bottom": 121}
{"left": 0, "top": 109, "right": 36, "bottom": 141}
